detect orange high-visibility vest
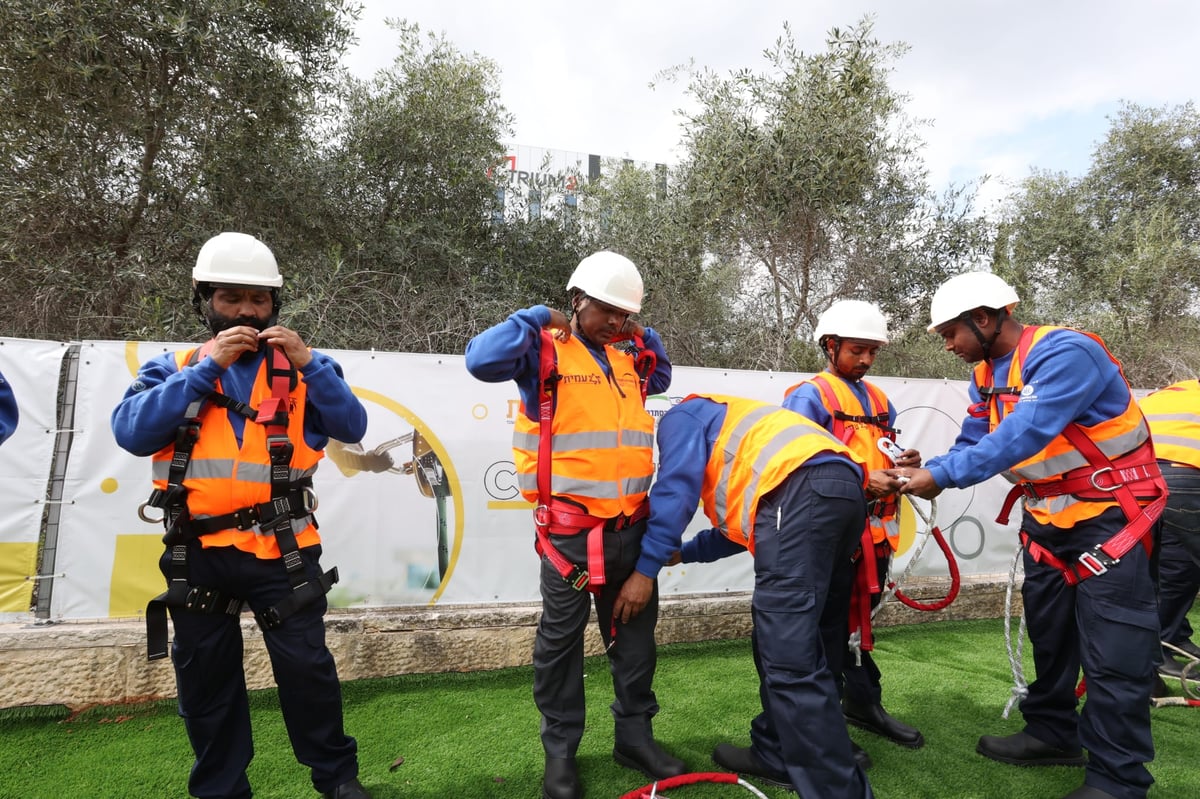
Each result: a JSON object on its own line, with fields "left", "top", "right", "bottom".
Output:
{"left": 694, "top": 393, "right": 867, "bottom": 553}
{"left": 974, "top": 325, "right": 1153, "bottom": 526}
{"left": 512, "top": 335, "right": 654, "bottom": 518}
{"left": 786, "top": 373, "right": 899, "bottom": 548}
{"left": 1140, "top": 379, "right": 1200, "bottom": 470}
{"left": 150, "top": 347, "right": 323, "bottom": 558}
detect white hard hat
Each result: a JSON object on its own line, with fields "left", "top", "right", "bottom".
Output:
{"left": 193, "top": 232, "right": 282, "bottom": 288}
{"left": 813, "top": 300, "right": 889, "bottom": 344}
{"left": 927, "top": 272, "right": 1019, "bottom": 332}
{"left": 567, "top": 251, "right": 644, "bottom": 314}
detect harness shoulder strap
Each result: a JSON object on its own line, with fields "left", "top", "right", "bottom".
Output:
{"left": 254, "top": 347, "right": 339, "bottom": 629}
{"left": 530, "top": 332, "right": 608, "bottom": 594}
{"left": 810, "top": 374, "right": 853, "bottom": 444}
{"left": 811, "top": 373, "right": 895, "bottom": 440}
{"left": 977, "top": 325, "right": 1042, "bottom": 404}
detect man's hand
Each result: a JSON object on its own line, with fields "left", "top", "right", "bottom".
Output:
{"left": 619, "top": 319, "right": 646, "bottom": 340}
{"left": 210, "top": 325, "right": 264, "bottom": 368}
{"left": 613, "top": 571, "right": 656, "bottom": 624}
{"left": 899, "top": 468, "right": 943, "bottom": 500}
{"left": 259, "top": 326, "right": 312, "bottom": 368}
{"left": 894, "top": 448, "right": 922, "bottom": 468}
{"left": 545, "top": 308, "right": 571, "bottom": 342}
{"left": 868, "top": 469, "right": 906, "bottom": 498}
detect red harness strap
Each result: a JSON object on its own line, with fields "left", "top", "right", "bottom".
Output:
{"left": 810, "top": 374, "right": 894, "bottom": 651}
{"left": 849, "top": 533, "right": 883, "bottom": 652}
{"left": 630, "top": 333, "right": 656, "bottom": 403}
{"left": 1000, "top": 424, "right": 1166, "bottom": 586}
{"left": 534, "top": 499, "right": 651, "bottom": 593}
{"left": 529, "top": 330, "right": 651, "bottom": 594}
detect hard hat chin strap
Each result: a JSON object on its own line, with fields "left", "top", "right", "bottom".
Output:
{"left": 821, "top": 335, "right": 841, "bottom": 364}
{"left": 963, "top": 308, "right": 1009, "bottom": 361}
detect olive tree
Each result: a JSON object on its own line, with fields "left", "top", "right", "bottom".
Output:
{"left": 667, "top": 18, "right": 991, "bottom": 373}
{"left": 0, "top": 0, "right": 357, "bottom": 341}
{"left": 996, "top": 101, "right": 1200, "bottom": 387}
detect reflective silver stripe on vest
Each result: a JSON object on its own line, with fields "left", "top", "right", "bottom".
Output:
{"left": 714, "top": 408, "right": 845, "bottom": 534}
{"left": 1143, "top": 411, "right": 1200, "bottom": 425}
{"left": 1148, "top": 433, "right": 1200, "bottom": 451}
{"left": 1010, "top": 424, "right": 1149, "bottom": 481}
{"left": 513, "top": 428, "right": 654, "bottom": 452}
{"left": 1017, "top": 492, "right": 1082, "bottom": 516}
{"left": 713, "top": 406, "right": 776, "bottom": 521}
{"left": 869, "top": 516, "right": 900, "bottom": 539}
{"left": 153, "top": 458, "right": 317, "bottom": 483}
{"left": 515, "top": 472, "right": 652, "bottom": 499}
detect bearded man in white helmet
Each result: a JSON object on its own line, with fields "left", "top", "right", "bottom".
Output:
{"left": 111, "top": 232, "right": 372, "bottom": 799}
{"left": 465, "top": 251, "right": 684, "bottom": 799}
{"left": 902, "top": 272, "right": 1166, "bottom": 799}
{"left": 782, "top": 300, "right": 923, "bottom": 766}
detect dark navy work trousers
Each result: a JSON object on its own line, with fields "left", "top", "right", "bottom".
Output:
{"left": 1157, "top": 463, "right": 1200, "bottom": 651}
{"left": 532, "top": 518, "right": 660, "bottom": 757}
{"left": 1019, "top": 507, "right": 1158, "bottom": 799}
{"left": 162, "top": 543, "right": 358, "bottom": 799}
{"left": 748, "top": 461, "right": 874, "bottom": 799}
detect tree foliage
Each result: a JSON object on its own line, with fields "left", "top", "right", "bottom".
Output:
{"left": 16, "top": 5, "right": 1197, "bottom": 395}
{"left": 285, "top": 20, "right": 520, "bottom": 353}
{"left": 996, "top": 101, "right": 1200, "bottom": 387}
{"left": 0, "top": 0, "right": 357, "bottom": 340}
{"left": 667, "top": 18, "right": 991, "bottom": 373}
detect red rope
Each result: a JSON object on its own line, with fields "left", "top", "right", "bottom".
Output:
{"left": 891, "top": 525, "right": 960, "bottom": 611}
{"left": 620, "top": 772, "right": 739, "bottom": 799}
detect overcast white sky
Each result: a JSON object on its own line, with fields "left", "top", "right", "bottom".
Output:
{"left": 342, "top": 0, "right": 1200, "bottom": 212}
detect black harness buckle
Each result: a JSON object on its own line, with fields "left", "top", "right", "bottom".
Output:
{"left": 1078, "top": 547, "right": 1118, "bottom": 577}
{"left": 566, "top": 566, "right": 590, "bottom": 591}
{"left": 255, "top": 606, "right": 284, "bottom": 630}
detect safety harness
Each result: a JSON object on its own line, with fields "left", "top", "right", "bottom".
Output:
{"left": 531, "top": 329, "right": 653, "bottom": 595}
{"left": 142, "top": 344, "right": 337, "bottom": 661}
{"left": 809, "top": 374, "right": 894, "bottom": 654}
{"left": 984, "top": 327, "right": 1167, "bottom": 586}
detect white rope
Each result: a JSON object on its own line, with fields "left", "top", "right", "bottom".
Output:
{"left": 734, "top": 778, "right": 771, "bottom": 799}
{"left": 1161, "top": 641, "right": 1200, "bottom": 701}
{"left": 873, "top": 496, "right": 937, "bottom": 616}
{"left": 1002, "top": 544, "right": 1028, "bottom": 719}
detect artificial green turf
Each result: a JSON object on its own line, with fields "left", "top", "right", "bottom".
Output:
{"left": 1, "top": 617, "right": 1196, "bottom": 798}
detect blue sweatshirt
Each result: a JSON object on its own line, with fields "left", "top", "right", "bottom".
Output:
{"left": 463, "top": 305, "right": 672, "bottom": 419}
{"left": 0, "top": 369, "right": 17, "bottom": 446}
{"left": 636, "top": 397, "right": 858, "bottom": 578}
{"left": 111, "top": 347, "right": 367, "bottom": 457}
{"left": 925, "top": 327, "right": 1133, "bottom": 490}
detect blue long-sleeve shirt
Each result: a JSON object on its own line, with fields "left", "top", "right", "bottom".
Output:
{"left": 0, "top": 369, "right": 17, "bottom": 446}
{"left": 636, "top": 397, "right": 857, "bottom": 578}
{"left": 926, "top": 327, "right": 1133, "bottom": 490}
{"left": 111, "top": 347, "right": 367, "bottom": 457}
{"left": 463, "top": 305, "right": 672, "bottom": 419}
{"left": 782, "top": 371, "right": 898, "bottom": 432}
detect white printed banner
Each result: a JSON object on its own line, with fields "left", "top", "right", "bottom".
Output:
{"left": 0, "top": 339, "right": 69, "bottom": 620}
{"left": 34, "top": 340, "right": 1021, "bottom": 620}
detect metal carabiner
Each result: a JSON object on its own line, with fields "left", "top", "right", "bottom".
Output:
{"left": 137, "top": 502, "right": 164, "bottom": 524}
{"left": 301, "top": 485, "right": 319, "bottom": 513}
{"left": 877, "top": 437, "right": 906, "bottom": 464}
